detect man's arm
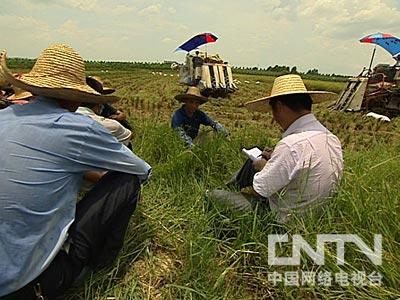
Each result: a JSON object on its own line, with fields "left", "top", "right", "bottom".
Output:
{"left": 198, "top": 111, "right": 229, "bottom": 137}
{"left": 172, "top": 111, "right": 195, "bottom": 147}
{"left": 212, "top": 122, "right": 229, "bottom": 137}
{"left": 198, "top": 110, "right": 216, "bottom": 127}
{"left": 99, "top": 117, "right": 132, "bottom": 146}
{"left": 176, "top": 127, "right": 195, "bottom": 148}
{"left": 253, "top": 143, "right": 296, "bottom": 198}
{"left": 72, "top": 120, "right": 152, "bottom": 184}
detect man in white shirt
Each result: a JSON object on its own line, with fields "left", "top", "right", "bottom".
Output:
{"left": 77, "top": 76, "right": 133, "bottom": 148}
{"left": 76, "top": 78, "right": 133, "bottom": 192}
{"left": 76, "top": 105, "right": 132, "bottom": 146}
{"left": 210, "top": 74, "right": 343, "bottom": 222}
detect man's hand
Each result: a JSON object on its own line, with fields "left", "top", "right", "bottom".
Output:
{"left": 252, "top": 158, "right": 267, "bottom": 172}
{"left": 252, "top": 147, "right": 273, "bottom": 172}
{"left": 213, "top": 122, "right": 230, "bottom": 138}
{"left": 109, "top": 110, "right": 126, "bottom": 121}
{"left": 84, "top": 171, "right": 107, "bottom": 183}
{"left": 260, "top": 147, "right": 273, "bottom": 161}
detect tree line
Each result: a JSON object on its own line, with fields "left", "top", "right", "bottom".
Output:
{"left": 7, "top": 58, "right": 348, "bottom": 81}
{"left": 232, "top": 65, "right": 348, "bottom": 81}
{"left": 7, "top": 58, "right": 172, "bottom": 71}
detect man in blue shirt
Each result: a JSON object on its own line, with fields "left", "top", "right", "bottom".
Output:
{"left": 0, "top": 44, "right": 151, "bottom": 299}
{"left": 171, "top": 86, "right": 228, "bottom": 147}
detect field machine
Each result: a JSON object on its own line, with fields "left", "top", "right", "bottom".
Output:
{"left": 176, "top": 51, "right": 237, "bottom": 98}
{"left": 332, "top": 64, "right": 400, "bottom": 117}
{"left": 174, "top": 32, "right": 238, "bottom": 98}
{"left": 332, "top": 32, "right": 400, "bottom": 117}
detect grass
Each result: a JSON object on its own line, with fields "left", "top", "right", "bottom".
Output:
{"left": 19, "top": 68, "right": 397, "bottom": 299}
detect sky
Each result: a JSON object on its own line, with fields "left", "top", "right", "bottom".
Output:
{"left": 1, "top": 0, "right": 400, "bottom": 75}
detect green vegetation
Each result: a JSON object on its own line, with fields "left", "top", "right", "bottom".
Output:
{"left": 8, "top": 57, "right": 349, "bottom": 81}
{"left": 7, "top": 58, "right": 172, "bottom": 72}
{"left": 7, "top": 64, "right": 400, "bottom": 299}
{"left": 232, "top": 66, "right": 349, "bottom": 82}
{"left": 62, "top": 70, "right": 400, "bottom": 299}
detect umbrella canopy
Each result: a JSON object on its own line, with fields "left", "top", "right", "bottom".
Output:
{"left": 176, "top": 33, "right": 218, "bottom": 52}
{"left": 360, "top": 32, "right": 400, "bottom": 60}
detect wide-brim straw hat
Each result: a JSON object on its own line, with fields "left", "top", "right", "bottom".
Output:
{"left": 0, "top": 44, "right": 119, "bottom": 104}
{"left": 86, "top": 76, "right": 115, "bottom": 95}
{"left": 175, "top": 86, "right": 208, "bottom": 104}
{"left": 0, "top": 73, "right": 10, "bottom": 90}
{"left": 245, "top": 74, "right": 337, "bottom": 113}
{"left": 7, "top": 86, "right": 33, "bottom": 101}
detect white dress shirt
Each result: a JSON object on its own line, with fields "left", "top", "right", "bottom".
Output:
{"left": 253, "top": 113, "right": 343, "bottom": 222}
{"left": 77, "top": 106, "right": 131, "bottom": 146}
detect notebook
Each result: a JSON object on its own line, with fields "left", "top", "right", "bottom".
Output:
{"left": 242, "top": 147, "right": 262, "bottom": 161}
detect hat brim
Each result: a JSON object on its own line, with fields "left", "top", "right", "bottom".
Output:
{"left": 7, "top": 91, "right": 33, "bottom": 101}
{"left": 245, "top": 91, "right": 337, "bottom": 113}
{"left": 175, "top": 93, "right": 208, "bottom": 104}
{"left": 0, "top": 51, "right": 119, "bottom": 104}
{"left": 101, "top": 87, "right": 116, "bottom": 95}
{"left": 85, "top": 76, "right": 116, "bottom": 95}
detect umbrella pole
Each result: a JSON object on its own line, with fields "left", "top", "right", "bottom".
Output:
{"left": 368, "top": 46, "right": 376, "bottom": 76}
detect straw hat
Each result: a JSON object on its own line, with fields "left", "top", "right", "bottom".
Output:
{"left": 175, "top": 86, "right": 208, "bottom": 104}
{"left": 0, "top": 72, "right": 10, "bottom": 90}
{"left": 7, "top": 86, "right": 33, "bottom": 101}
{"left": 0, "top": 44, "right": 119, "bottom": 104}
{"left": 86, "top": 76, "right": 115, "bottom": 95}
{"left": 245, "top": 74, "right": 337, "bottom": 113}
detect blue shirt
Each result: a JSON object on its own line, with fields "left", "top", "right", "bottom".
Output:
{"left": 171, "top": 105, "right": 216, "bottom": 143}
{"left": 0, "top": 97, "right": 151, "bottom": 296}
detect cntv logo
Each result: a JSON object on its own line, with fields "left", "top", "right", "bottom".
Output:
{"left": 268, "top": 234, "right": 382, "bottom": 266}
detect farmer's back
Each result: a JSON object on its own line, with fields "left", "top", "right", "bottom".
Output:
{"left": 0, "top": 97, "right": 142, "bottom": 294}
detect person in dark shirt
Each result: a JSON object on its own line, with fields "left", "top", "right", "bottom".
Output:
{"left": 171, "top": 86, "right": 228, "bottom": 147}
{"left": 86, "top": 76, "right": 132, "bottom": 130}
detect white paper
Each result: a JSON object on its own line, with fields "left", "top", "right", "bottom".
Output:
{"left": 366, "top": 112, "right": 391, "bottom": 122}
{"left": 242, "top": 147, "right": 262, "bottom": 161}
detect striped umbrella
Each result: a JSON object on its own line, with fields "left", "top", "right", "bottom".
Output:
{"left": 360, "top": 32, "right": 400, "bottom": 60}
{"left": 175, "top": 33, "right": 218, "bottom": 52}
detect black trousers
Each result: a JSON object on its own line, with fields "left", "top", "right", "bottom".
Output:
{"left": 216, "top": 158, "right": 269, "bottom": 212}
{"left": 2, "top": 171, "right": 141, "bottom": 300}
{"left": 226, "top": 158, "right": 257, "bottom": 190}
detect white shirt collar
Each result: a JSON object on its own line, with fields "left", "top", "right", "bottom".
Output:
{"left": 76, "top": 106, "right": 96, "bottom": 116}
{"left": 282, "top": 113, "right": 328, "bottom": 138}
